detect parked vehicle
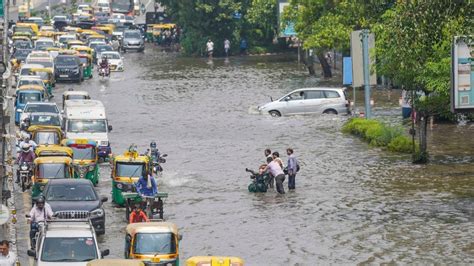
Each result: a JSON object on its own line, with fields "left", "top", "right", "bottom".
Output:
{"left": 125, "top": 222, "right": 181, "bottom": 265}
{"left": 43, "top": 179, "right": 108, "bottom": 235}
{"left": 257, "top": 87, "right": 350, "bottom": 117}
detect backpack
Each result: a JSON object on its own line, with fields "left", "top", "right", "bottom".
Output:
{"left": 296, "top": 162, "right": 300, "bottom": 172}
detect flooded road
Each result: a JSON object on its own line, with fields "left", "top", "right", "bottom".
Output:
{"left": 18, "top": 46, "right": 474, "bottom": 265}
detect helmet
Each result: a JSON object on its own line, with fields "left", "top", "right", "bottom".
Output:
{"left": 150, "top": 141, "right": 156, "bottom": 149}
{"left": 21, "top": 143, "right": 30, "bottom": 152}
{"left": 36, "top": 196, "right": 45, "bottom": 204}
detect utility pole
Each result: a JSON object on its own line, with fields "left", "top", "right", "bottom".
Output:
{"left": 361, "top": 29, "right": 372, "bottom": 119}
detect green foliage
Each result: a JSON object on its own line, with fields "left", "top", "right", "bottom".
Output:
{"left": 343, "top": 118, "right": 414, "bottom": 154}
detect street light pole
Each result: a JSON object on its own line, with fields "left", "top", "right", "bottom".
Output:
{"left": 361, "top": 29, "right": 372, "bottom": 119}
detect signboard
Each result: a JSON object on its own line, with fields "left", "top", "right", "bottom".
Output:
{"left": 350, "top": 30, "right": 376, "bottom": 87}
{"left": 343, "top": 57, "right": 352, "bottom": 86}
{"left": 278, "top": 1, "right": 296, "bottom": 37}
{"left": 451, "top": 36, "right": 474, "bottom": 112}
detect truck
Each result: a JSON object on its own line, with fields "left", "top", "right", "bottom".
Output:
{"left": 63, "top": 100, "right": 113, "bottom": 161}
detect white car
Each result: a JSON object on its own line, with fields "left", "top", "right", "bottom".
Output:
{"left": 19, "top": 102, "right": 60, "bottom": 127}
{"left": 97, "top": 2, "right": 110, "bottom": 13}
{"left": 100, "top": 51, "right": 124, "bottom": 71}
{"left": 258, "top": 87, "right": 350, "bottom": 116}
{"left": 111, "top": 13, "right": 126, "bottom": 23}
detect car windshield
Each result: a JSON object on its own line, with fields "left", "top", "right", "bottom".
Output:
{"left": 40, "top": 237, "right": 97, "bottom": 262}
{"left": 15, "top": 27, "right": 33, "bottom": 34}
{"left": 19, "top": 80, "right": 42, "bottom": 87}
{"left": 55, "top": 56, "right": 77, "bottom": 65}
{"left": 96, "top": 46, "right": 112, "bottom": 53}
{"left": 14, "top": 42, "right": 32, "bottom": 49}
{"left": 89, "top": 43, "right": 105, "bottom": 49}
{"left": 46, "top": 184, "right": 97, "bottom": 201}
{"left": 30, "top": 115, "right": 61, "bottom": 127}
{"left": 79, "top": 57, "right": 88, "bottom": 65}
{"left": 66, "top": 95, "right": 88, "bottom": 100}
{"left": 36, "top": 41, "right": 53, "bottom": 47}
{"left": 53, "top": 16, "right": 67, "bottom": 21}
{"left": 71, "top": 146, "right": 96, "bottom": 160}
{"left": 98, "top": 3, "right": 108, "bottom": 6}
{"left": 30, "top": 71, "right": 49, "bottom": 79}
{"left": 38, "top": 163, "right": 70, "bottom": 179}
{"left": 133, "top": 233, "right": 176, "bottom": 254}
{"left": 18, "top": 92, "right": 41, "bottom": 104}
{"left": 67, "top": 119, "right": 107, "bottom": 133}
{"left": 59, "top": 37, "right": 75, "bottom": 43}
{"left": 103, "top": 53, "right": 120, "bottom": 59}
{"left": 34, "top": 132, "right": 60, "bottom": 145}
{"left": 24, "top": 104, "right": 58, "bottom": 113}
{"left": 124, "top": 31, "right": 140, "bottom": 39}
{"left": 14, "top": 49, "right": 31, "bottom": 57}
{"left": 116, "top": 162, "right": 145, "bottom": 177}
{"left": 32, "top": 61, "right": 53, "bottom": 68}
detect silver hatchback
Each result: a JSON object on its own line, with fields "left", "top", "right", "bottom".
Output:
{"left": 258, "top": 87, "right": 350, "bottom": 117}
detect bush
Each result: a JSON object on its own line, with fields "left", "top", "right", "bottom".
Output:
{"left": 343, "top": 118, "right": 414, "bottom": 154}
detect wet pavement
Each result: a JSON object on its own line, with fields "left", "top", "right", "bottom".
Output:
{"left": 14, "top": 46, "right": 474, "bottom": 265}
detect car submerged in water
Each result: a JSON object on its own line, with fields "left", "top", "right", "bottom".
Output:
{"left": 258, "top": 87, "right": 350, "bottom": 117}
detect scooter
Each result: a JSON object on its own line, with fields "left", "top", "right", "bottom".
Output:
{"left": 98, "top": 64, "right": 110, "bottom": 79}
{"left": 148, "top": 150, "right": 167, "bottom": 173}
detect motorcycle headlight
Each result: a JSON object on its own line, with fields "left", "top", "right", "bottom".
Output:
{"left": 91, "top": 208, "right": 104, "bottom": 218}
{"left": 116, "top": 183, "right": 123, "bottom": 189}
{"left": 20, "top": 165, "right": 28, "bottom": 171}
{"left": 39, "top": 185, "right": 45, "bottom": 191}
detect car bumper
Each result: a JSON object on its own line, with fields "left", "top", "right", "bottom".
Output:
{"left": 55, "top": 72, "right": 81, "bottom": 81}
{"left": 109, "top": 64, "right": 124, "bottom": 72}
{"left": 123, "top": 44, "right": 144, "bottom": 50}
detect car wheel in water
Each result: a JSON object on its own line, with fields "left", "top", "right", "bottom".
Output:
{"left": 323, "top": 109, "right": 338, "bottom": 115}
{"left": 269, "top": 110, "right": 281, "bottom": 117}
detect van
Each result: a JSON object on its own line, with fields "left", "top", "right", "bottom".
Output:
{"left": 63, "top": 100, "right": 113, "bottom": 161}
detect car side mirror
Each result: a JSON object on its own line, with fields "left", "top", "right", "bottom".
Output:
{"left": 101, "top": 196, "right": 108, "bottom": 202}
{"left": 27, "top": 249, "right": 36, "bottom": 258}
{"left": 284, "top": 96, "right": 290, "bottom": 101}
{"left": 178, "top": 233, "right": 183, "bottom": 241}
{"left": 162, "top": 154, "right": 168, "bottom": 157}
{"left": 101, "top": 249, "right": 110, "bottom": 257}
{"left": 107, "top": 125, "right": 113, "bottom": 131}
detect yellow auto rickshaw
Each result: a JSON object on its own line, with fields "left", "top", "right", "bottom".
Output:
{"left": 35, "top": 146, "right": 73, "bottom": 158}
{"left": 78, "top": 54, "right": 94, "bottom": 79}
{"left": 72, "top": 45, "right": 93, "bottom": 57}
{"left": 27, "top": 125, "right": 63, "bottom": 147}
{"left": 29, "top": 67, "right": 55, "bottom": 95}
{"left": 37, "top": 31, "right": 54, "bottom": 38}
{"left": 87, "top": 35, "right": 106, "bottom": 44}
{"left": 58, "top": 49, "right": 79, "bottom": 56}
{"left": 186, "top": 257, "right": 245, "bottom": 266}
{"left": 67, "top": 40, "right": 85, "bottom": 49}
{"left": 146, "top": 24, "right": 155, "bottom": 42}
{"left": 31, "top": 156, "right": 73, "bottom": 200}
{"left": 62, "top": 138, "right": 100, "bottom": 185}
{"left": 13, "top": 32, "right": 32, "bottom": 40}
{"left": 92, "top": 25, "right": 113, "bottom": 35}
{"left": 16, "top": 22, "right": 39, "bottom": 35}
{"left": 87, "top": 259, "right": 145, "bottom": 266}
{"left": 18, "top": 4, "right": 29, "bottom": 20}
{"left": 125, "top": 222, "right": 181, "bottom": 265}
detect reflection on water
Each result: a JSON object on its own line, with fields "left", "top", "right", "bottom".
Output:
{"left": 50, "top": 47, "right": 473, "bottom": 265}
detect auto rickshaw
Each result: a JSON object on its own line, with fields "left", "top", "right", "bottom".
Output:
{"left": 37, "top": 31, "right": 54, "bottom": 38}
{"left": 18, "top": 4, "right": 29, "bottom": 21}
{"left": 62, "top": 139, "right": 100, "bottom": 185}
{"left": 27, "top": 125, "right": 63, "bottom": 147}
{"left": 78, "top": 54, "right": 93, "bottom": 79}
{"left": 16, "top": 22, "right": 39, "bottom": 35}
{"left": 29, "top": 68, "right": 55, "bottom": 95}
{"left": 87, "top": 259, "right": 145, "bottom": 266}
{"left": 145, "top": 24, "right": 155, "bottom": 42}
{"left": 62, "top": 90, "right": 90, "bottom": 109}
{"left": 111, "top": 148, "right": 149, "bottom": 206}
{"left": 35, "top": 146, "right": 73, "bottom": 158}
{"left": 73, "top": 45, "right": 94, "bottom": 56}
{"left": 13, "top": 31, "right": 32, "bottom": 41}
{"left": 31, "top": 156, "right": 73, "bottom": 200}
{"left": 92, "top": 26, "right": 113, "bottom": 35}
{"left": 125, "top": 222, "right": 181, "bottom": 265}
{"left": 67, "top": 40, "right": 85, "bottom": 49}
{"left": 87, "top": 35, "right": 106, "bottom": 45}
{"left": 186, "top": 257, "right": 244, "bottom": 266}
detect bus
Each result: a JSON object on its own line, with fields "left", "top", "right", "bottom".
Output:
{"left": 111, "top": 0, "right": 134, "bottom": 14}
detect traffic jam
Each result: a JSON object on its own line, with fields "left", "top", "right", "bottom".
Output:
{"left": 10, "top": 0, "right": 243, "bottom": 265}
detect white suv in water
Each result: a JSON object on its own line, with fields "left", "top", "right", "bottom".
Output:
{"left": 258, "top": 87, "right": 350, "bottom": 117}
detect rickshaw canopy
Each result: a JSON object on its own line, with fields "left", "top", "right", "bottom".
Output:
{"left": 35, "top": 146, "right": 73, "bottom": 158}
{"left": 126, "top": 222, "right": 178, "bottom": 236}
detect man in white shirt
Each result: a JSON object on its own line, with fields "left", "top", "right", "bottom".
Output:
{"left": 206, "top": 39, "right": 214, "bottom": 58}
{"left": 264, "top": 158, "right": 286, "bottom": 194}
{"left": 0, "top": 240, "right": 16, "bottom": 266}
{"left": 28, "top": 196, "right": 53, "bottom": 249}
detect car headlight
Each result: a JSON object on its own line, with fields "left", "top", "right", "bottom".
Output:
{"left": 20, "top": 165, "right": 28, "bottom": 171}
{"left": 116, "top": 183, "right": 123, "bottom": 189}
{"left": 91, "top": 208, "right": 104, "bottom": 218}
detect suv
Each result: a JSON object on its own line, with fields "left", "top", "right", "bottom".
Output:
{"left": 258, "top": 87, "right": 350, "bottom": 116}
{"left": 27, "top": 219, "right": 110, "bottom": 265}
{"left": 54, "top": 55, "right": 83, "bottom": 83}
{"left": 122, "top": 30, "right": 144, "bottom": 52}
{"left": 43, "top": 179, "right": 108, "bottom": 235}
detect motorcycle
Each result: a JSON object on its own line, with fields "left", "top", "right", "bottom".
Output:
{"left": 147, "top": 149, "right": 167, "bottom": 173}
{"left": 26, "top": 215, "right": 44, "bottom": 250}
{"left": 245, "top": 168, "right": 268, "bottom": 193}
{"left": 19, "top": 161, "right": 32, "bottom": 192}
{"left": 98, "top": 64, "right": 110, "bottom": 78}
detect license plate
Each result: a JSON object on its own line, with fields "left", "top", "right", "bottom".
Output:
{"left": 60, "top": 75, "right": 69, "bottom": 78}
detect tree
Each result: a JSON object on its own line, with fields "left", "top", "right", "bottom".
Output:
{"left": 373, "top": 1, "right": 471, "bottom": 163}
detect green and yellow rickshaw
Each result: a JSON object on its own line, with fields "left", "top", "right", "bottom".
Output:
{"left": 125, "top": 222, "right": 182, "bottom": 265}
{"left": 27, "top": 125, "right": 63, "bottom": 147}
{"left": 35, "top": 146, "right": 73, "bottom": 158}
{"left": 186, "top": 257, "right": 244, "bottom": 266}
{"left": 31, "top": 156, "right": 73, "bottom": 200}
{"left": 29, "top": 68, "right": 55, "bottom": 95}
{"left": 62, "top": 139, "right": 100, "bottom": 185}
{"left": 145, "top": 24, "right": 155, "bottom": 42}
{"left": 111, "top": 147, "right": 150, "bottom": 206}
{"left": 92, "top": 25, "right": 113, "bottom": 35}
{"left": 13, "top": 31, "right": 32, "bottom": 41}
{"left": 78, "top": 54, "right": 93, "bottom": 79}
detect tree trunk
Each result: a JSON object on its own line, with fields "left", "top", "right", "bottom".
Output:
{"left": 317, "top": 52, "right": 332, "bottom": 78}
{"left": 414, "top": 114, "right": 429, "bottom": 164}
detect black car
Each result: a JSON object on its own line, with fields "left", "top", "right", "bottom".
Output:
{"left": 43, "top": 179, "right": 107, "bottom": 235}
{"left": 11, "top": 48, "right": 32, "bottom": 63}
{"left": 54, "top": 55, "right": 83, "bottom": 83}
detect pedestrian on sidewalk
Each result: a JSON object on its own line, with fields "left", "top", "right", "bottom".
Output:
{"left": 224, "top": 38, "right": 231, "bottom": 57}
{"left": 286, "top": 148, "right": 298, "bottom": 190}
{"left": 0, "top": 240, "right": 16, "bottom": 266}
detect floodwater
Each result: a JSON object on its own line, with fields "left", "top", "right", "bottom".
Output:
{"left": 17, "top": 47, "right": 474, "bottom": 265}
